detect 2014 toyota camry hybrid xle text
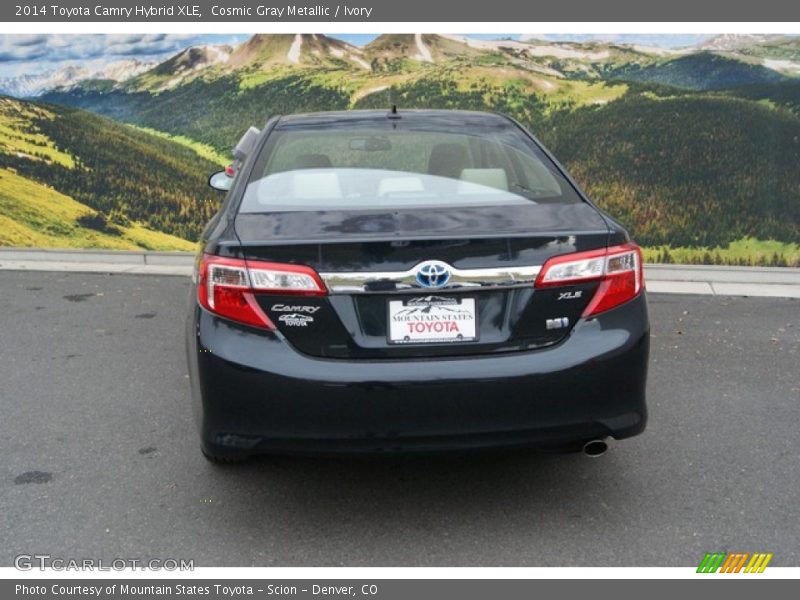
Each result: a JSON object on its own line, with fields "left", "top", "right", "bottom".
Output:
{"left": 186, "top": 109, "right": 649, "bottom": 462}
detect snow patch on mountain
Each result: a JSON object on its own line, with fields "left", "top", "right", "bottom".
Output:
{"left": 521, "top": 44, "right": 610, "bottom": 61}
{"left": 442, "top": 34, "right": 528, "bottom": 52}
{"left": 413, "top": 34, "right": 433, "bottom": 63}
{"left": 699, "top": 34, "right": 784, "bottom": 51}
{"left": 0, "top": 59, "right": 154, "bottom": 97}
{"left": 763, "top": 58, "right": 800, "bottom": 74}
{"left": 204, "top": 45, "right": 231, "bottom": 65}
{"left": 287, "top": 34, "right": 303, "bottom": 64}
{"left": 443, "top": 34, "right": 612, "bottom": 60}
{"left": 350, "top": 54, "right": 370, "bottom": 70}
{"left": 629, "top": 44, "right": 691, "bottom": 56}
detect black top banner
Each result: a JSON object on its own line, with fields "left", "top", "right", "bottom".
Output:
{"left": 2, "top": 0, "right": 799, "bottom": 22}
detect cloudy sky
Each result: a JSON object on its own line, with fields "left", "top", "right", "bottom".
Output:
{"left": 0, "top": 34, "right": 249, "bottom": 78}
{"left": 0, "top": 33, "right": 714, "bottom": 79}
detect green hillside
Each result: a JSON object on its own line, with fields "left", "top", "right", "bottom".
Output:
{"left": 0, "top": 167, "right": 193, "bottom": 250}
{"left": 0, "top": 95, "right": 221, "bottom": 246}
{"left": 603, "top": 52, "right": 788, "bottom": 90}
{"left": 30, "top": 35, "right": 800, "bottom": 264}
{"left": 728, "top": 80, "right": 800, "bottom": 115}
{"left": 45, "top": 73, "right": 352, "bottom": 155}
{"left": 732, "top": 36, "right": 800, "bottom": 61}
{"left": 541, "top": 93, "right": 800, "bottom": 248}
{"left": 357, "top": 83, "right": 800, "bottom": 254}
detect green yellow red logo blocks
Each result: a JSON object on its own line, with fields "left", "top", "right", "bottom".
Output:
{"left": 697, "top": 552, "right": 773, "bottom": 573}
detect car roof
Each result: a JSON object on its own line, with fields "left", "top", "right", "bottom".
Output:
{"left": 273, "top": 109, "right": 513, "bottom": 130}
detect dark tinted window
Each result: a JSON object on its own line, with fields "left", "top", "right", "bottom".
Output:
{"left": 239, "top": 117, "right": 582, "bottom": 212}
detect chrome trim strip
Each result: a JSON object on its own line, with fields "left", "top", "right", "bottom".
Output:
{"left": 320, "top": 264, "right": 542, "bottom": 294}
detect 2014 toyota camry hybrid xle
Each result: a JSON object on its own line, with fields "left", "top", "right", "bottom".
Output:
{"left": 186, "top": 109, "right": 649, "bottom": 462}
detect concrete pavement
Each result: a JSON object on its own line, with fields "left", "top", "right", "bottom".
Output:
{"left": 0, "top": 270, "right": 798, "bottom": 566}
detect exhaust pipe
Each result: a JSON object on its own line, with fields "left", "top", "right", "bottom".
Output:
{"left": 582, "top": 438, "right": 611, "bottom": 458}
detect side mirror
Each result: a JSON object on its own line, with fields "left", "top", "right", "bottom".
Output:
{"left": 233, "top": 126, "right": 261, "bottom": 162}
{"left": 208, "top": 171, "right": 233, "bottom": 192}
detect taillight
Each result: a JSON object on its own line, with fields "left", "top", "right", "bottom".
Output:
{"left": 196, "top": 254, "right": 327, "bottom": 329}
{"left": 535, "top": 243, "right": 643, "bottom": 317}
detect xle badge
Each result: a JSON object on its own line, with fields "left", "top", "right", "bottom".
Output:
{"left": 558, "top": 291, "right": 583, "bottom": 300}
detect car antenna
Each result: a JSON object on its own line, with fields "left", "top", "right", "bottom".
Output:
{"left": 387, "top": 104, "right": 401, "bottom": 120}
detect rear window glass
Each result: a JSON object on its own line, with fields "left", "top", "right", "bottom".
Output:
{"left": 238, "top": 120, "right": 582, "bottom": 213}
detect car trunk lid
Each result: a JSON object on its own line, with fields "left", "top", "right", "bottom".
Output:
{"left": 234, "top": 203, "right": 610, "bottom": 358}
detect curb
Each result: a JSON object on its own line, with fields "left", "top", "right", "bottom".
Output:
{"left": 1, "top": 249, "right": 799, "bottom": 298}
{"left": 645, "top": 264, "right": 800, "bottom": 298}
{"left": 0, "top": 248, "right": 192, "bottom": 266}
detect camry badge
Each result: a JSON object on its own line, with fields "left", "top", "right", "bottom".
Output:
{"left": 271, "top": 304, "right": 320, "bottom": 314}
{"left": 415, "top": 260, "right": 451, "bottom": 289}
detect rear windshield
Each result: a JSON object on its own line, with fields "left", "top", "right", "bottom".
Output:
{"left": 238, "top": 119, "right": 583, "bottom": 213}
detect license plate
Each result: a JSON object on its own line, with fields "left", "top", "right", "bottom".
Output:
{"left": 388, "top": 296, "right": 478, "bottom": 344}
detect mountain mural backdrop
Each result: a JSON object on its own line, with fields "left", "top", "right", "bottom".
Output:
{"left": 1, "top": 33, "right": 799, "bottom": 265}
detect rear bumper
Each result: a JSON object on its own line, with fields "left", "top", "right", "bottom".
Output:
{"left": 186, "top": 294, "right": 649, "bottom": 455}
